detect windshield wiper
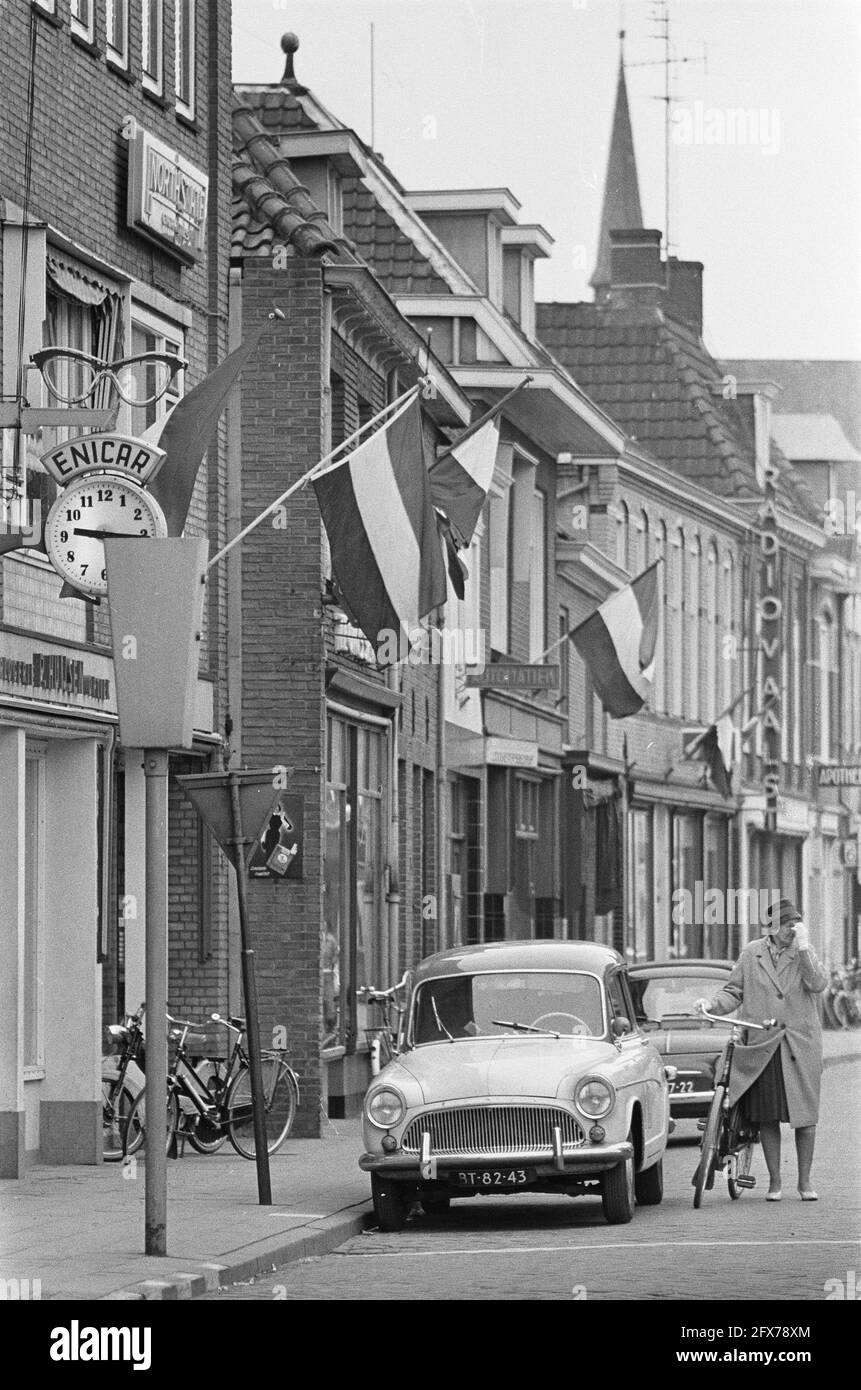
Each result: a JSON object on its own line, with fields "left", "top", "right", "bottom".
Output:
{"left": 431, "top": 995, "right": 454, "bottom": 1042}
{"left": 491, "top": 1018, "right": 560, "bottom": 1038}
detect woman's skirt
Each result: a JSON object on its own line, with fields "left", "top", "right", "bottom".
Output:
{"left": 742, "top": 1047, "right": 790, "bottom": 1124}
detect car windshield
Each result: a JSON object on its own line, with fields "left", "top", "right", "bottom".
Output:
{"left": 629, "top": 974, "right": 734, "bottom": 1023}
{"left": 412, "top": 971, "right": 605, "bottom": 1043}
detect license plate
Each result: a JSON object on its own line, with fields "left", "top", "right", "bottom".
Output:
{"left": 455, "top": 1168, "right": 531, "bottom": 1188}
{"left": 669, "top": 1080, "right": 697, "bottom": 1094}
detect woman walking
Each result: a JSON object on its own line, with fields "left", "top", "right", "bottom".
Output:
{"left": 696, "top": 897, "right": 828, "bottom": 1201}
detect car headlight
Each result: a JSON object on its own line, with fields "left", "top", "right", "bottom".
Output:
{"left": 366, "top": 1087, "right": 405, "bottom": 1129}
{"left": 574, "top": 1076, "right": 615, "bottom": 1120}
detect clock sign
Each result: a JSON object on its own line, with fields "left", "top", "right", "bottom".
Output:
{"left": 45, "top": 472, "right": 168, "bottom": 597}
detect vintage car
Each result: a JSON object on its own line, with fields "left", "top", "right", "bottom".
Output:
{"left": 359, "top": 941, "right": 671, "bottom": 1230}
{"left": 627, "top": 959, "right": 735, "bottom": 1120}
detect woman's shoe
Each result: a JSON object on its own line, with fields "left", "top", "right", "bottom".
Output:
{"left": 798, "top": 1189, "right": 818, "bottom": 1201}
{"left": 766, "top": 1189, "right": 782, "bottom": 1201}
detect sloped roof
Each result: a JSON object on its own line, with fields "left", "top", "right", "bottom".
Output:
{"left": 771, "top": 413, "right": 861, "bottom": 464}
{"left": 231, "top": 94, "right": 345, "bottom": 260}
{"left": 341, "top": 178, "right": 450, "bottom": 295}
{"left": 536, "top": 301, "right": 818, "bottom": 520}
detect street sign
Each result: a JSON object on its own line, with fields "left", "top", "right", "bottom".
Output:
{"left": 248, "top": 795, "right": 303, "bottom": 881}
{"left": 175, "top": 769, "right": 293, "bottom": 871}
{"left": 104, "top": 537, "right": 207, "bottom": 749}
{"left": 464, "top": 663, "right": 559, "bottom": 690}
{"left": 817, "top": 764, "right": 861, "bottom": 788}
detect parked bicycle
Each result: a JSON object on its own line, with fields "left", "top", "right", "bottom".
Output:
{"left": 361, "top": 975, "right": 408, "bottom": 1075}
{"left": 692, "top": 1008, "right": 777, "bottom": 1208}
{"left": 102, "top": 1003, "right": 146, "bottom": 1162}
{"left": 122, "top": 1013, "right": 300, "bottom": 1160}
{"left": 823, "top": 963, "right": 861, "bottom": 1030}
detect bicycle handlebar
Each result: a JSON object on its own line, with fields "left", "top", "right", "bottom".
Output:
{"left": 699, "top": 1007, "right": 778, "bottom": 1031}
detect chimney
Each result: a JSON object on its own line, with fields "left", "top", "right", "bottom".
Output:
{"left": 666, "top": 256, "right": 704, "bottom": 336}
{"left": 608, "top": 229, "right": 664, "bottom": 310}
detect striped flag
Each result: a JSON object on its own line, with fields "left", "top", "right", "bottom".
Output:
{"left": 570, "top": 562, "right": 660, "bottom": 717}
{"left": 429, "top": 379, "right": 529, "bottom": 547}
{"left": 684, "top": 714, "right": 736, "bottom": 798}
{"left": 312, "top": 394, "right": 446, "bottom": 659}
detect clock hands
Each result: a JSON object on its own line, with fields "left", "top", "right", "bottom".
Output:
{"left": 72, "top": 527, "right": 149, "bottom": 538}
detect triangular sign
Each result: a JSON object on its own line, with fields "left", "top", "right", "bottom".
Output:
{"left": 175, "top": 769, "right": 292, "bottom": 870}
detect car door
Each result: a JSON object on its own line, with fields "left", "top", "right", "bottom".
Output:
{"left": 611, "top": 969, "right": 667, "bottom": 1156}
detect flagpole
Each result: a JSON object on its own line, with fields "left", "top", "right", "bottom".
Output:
{"left": 206, "top": 385, "right": 419, "bottom": 571}
{"left": 684, "top": 681, "right": 756, "bottom": 758}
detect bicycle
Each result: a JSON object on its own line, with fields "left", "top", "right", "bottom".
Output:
{"left": 123, "top": 1013, "right": 300, "bottom": 1160}
{"left": 101, "top": 1003, "right": 146, "bottom": 1162}
{"left": 361, "top": 975, "right": 408, "bottom": 1075}
{"left": 692, "top": 1008, "right": 777, "bottom": 1209}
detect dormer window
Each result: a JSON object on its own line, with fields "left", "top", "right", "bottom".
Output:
{"left": 722, "top": 379, "right": 780, "bottom": 488}
{"left": 499, "top": 225, "right": 553, "bottom": 339}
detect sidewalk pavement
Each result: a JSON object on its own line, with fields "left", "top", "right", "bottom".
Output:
{"left": 3, "top": 1032, "right": 859, "bottom": 1303}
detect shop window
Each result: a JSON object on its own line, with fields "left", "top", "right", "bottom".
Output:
{"left": 175, "top": 0, "right": 195, "bottom": 118}
{"left": 483, "top": 893, "right": 506, "bottom": 942}
{"left": 324, "top": 714, "right": 385, "bottom": 1052}
{"left": 535, "top": 897, "right": 556, "bottom": 939}
{"left": 671, "top": 811, "right": 702, "bottom": 959}
{"left": 703, "top": 814, "right": 729, "bottom": 959}
{"left": 106, "top": 0, "right": 129, "bottom": 68}
{"left": 24, "top": 748, "right": 46, "bottom": 1074}
{"left": 515, "top": 776, "right": 539, "bottom": 838}
{"left": 629, "top": 808, "right": 654, "bottom": 962}
{"left": 70, "top": 0, "right": 94, "bottom": 42}
{"left": 141, "top": 0, "right": 163, "bottom": 95}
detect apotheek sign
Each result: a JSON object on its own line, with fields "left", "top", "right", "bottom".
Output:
{"left": 126, "top": 118, "right": 208, "bottom": 263}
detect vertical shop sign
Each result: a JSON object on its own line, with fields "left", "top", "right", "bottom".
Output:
{"left": 758, "top": 461, "right": 782, "bottom": 832}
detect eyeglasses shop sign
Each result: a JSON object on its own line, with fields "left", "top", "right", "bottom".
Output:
{"left": 126, "top": 120, "right": 208, "bottom": 263}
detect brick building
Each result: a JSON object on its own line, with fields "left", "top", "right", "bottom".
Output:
{"left": 0, "top": 0, "right": 233, "bottom": 1174}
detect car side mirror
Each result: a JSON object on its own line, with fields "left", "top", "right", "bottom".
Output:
{"left": 611, "top": 1017, "right": 631, "bottom": 1037}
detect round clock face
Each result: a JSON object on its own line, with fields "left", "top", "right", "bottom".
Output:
{"left": 45, "top": 473, "right": 168, "bottom": 597}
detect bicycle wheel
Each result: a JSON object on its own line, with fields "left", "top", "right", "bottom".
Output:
{"left": 226, "top": 1058, "right": 298, "bottom": 1159}
{"left": 726, "top": 1103, "right": 755, "bottom": 1200}
{"left": 692, "top": 1084, "right": 725, "bottom": 1209}
{"left": 186, "top": 1115, "right": 227, "bottom": 1154}
{"left": 103, "top": 1080, "right": 142, "bottom": 1162}
{"left": 123, "top": 1085, "right": 179, "bottom": 1158}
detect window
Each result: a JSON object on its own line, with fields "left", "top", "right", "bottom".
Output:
{"left": 639, "top": 508, "right": 650, "bottom": 571}
{"left": 515, "top": 777, "right": 539, "bottom": 838}
{"left": 722, "top": 552, "right": 736, "bottom": 712}
{"left": 815, "top": 608, "right": 838, "bottom": 760}
{"left": 629, "top": 808, "right": 654, "bottom": 963}
{"left": 529, "top": 489, "right": 546, "bottom": 660}
{"left": 687, "top": 535, "right": 701, "bottom": 718}
{"left": 558, "top": 607, "right": 570, "bottom": 712}
{"left": 489, "top": 488, "right": 510, "bottom": 654}
{"left": 792, "top": 585, "right": 802, "bottom": 765}
{"left": 705, "top": 543, "right": 718, "bottom": 721}
{"left": 654, "top": 520, "right": 667, "bottom": 713}
{"left": 616, "top": 500, "right": 629, "bottom": 569}
{"left": 672, "top": 811, "right": 702, "bottom": 959}
{"left": 669, "top": 528, "right": 684, "bottom": 716}
{"left": 126, "top": 308, "right": 184, "bottom": 437}
{"left": 70, "top": 0, "right": 94, "bottom": 41}
{"left": 141, "top": 0, "right": 163, "bottom": 94}
{"left": 175, "top": 0, "right": 196, "bottom": 117}
{"left": 106, "top": 0, "right": 129, "bottom": 66}
{"left": 24, "top": 748, "right": 46, "bottom": 1073}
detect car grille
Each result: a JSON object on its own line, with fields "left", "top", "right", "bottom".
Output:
{"left": 402, "top": 1105, "right": 587, "bottom": 1156}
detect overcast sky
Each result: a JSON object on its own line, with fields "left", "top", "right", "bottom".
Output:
{"left": 232, "top": 0, "right": 861, "bottom": 361}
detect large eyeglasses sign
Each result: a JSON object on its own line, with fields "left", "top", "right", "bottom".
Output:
{"left": 31, "top": 347, "right": 187, "bottom": 408}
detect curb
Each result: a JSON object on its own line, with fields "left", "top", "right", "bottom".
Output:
{"left": 101, "top": 1204, "right": 374, "bottom": 1301}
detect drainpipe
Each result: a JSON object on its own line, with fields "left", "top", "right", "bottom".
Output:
{"left": 225, "top": 266, "right": 243, "bottom": 1015}
{"left": 385, "top": 368, "right": 401, "bottom": 986}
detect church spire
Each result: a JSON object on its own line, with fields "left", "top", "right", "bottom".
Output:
{"left": 590, "top": 32, "right": 644, "bottom": 294}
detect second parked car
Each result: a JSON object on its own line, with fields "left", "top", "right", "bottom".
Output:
{"left": 627, "top": 959, "right": 735, "bottom": 1119}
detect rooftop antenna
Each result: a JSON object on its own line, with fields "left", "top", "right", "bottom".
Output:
{"left": 625, "top": 0, "right": 707, "bottom": 258}
{"left": 370, "top": 22, "right": 376, "bottom": 150}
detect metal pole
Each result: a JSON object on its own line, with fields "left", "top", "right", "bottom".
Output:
{"left": 228, "top": 771, "right": 272, "bottom": 1205}
{"left": 143, "top": 748, "right": 169, "bottom": 1256}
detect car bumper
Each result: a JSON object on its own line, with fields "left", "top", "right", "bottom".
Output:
{"left": 360, "top": 1141, "right": 633, "bottom": 1179}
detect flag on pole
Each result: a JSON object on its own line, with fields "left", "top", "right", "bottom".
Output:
{"left": 569, "top": 561, "right": 660, "bottom": 717}
{"left": 429, "top": 378, "right": 530, "bottom": 548}
{"left": 690, "top": 715, "right": 736, "bottom": 798}
{"left": 312, "top": 394, "right": 446, "bottom": 659}
{"left": 145, "top": 319, "right": 271, "bottom": 535}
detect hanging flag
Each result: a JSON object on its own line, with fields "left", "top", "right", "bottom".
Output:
{"left": 569, "top": 561, "right": 659, "bottom": 718}
{"left": 312, "top": 394, "right": 446, "bottom": 660}
{"left": 145, "top": 318, "right": 272, "bottom": 535}
{"left": 429, "top": 378, "right": 530, "bottom": 547}
{"left": 684, "top": 714, "right": 736, "bottom": 798}
{"left": 438, "top": 512, "right": 468, "bottom": 601}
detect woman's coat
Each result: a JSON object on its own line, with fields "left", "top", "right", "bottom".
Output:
{"left": 705, "top": 937, "right": 828, "bottom": 1128}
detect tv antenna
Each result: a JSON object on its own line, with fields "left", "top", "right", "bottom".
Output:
{"left": 624, "top": 0, "right": 707, "bottom": 257}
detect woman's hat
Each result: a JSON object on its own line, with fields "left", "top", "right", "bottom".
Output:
{"left": 766, "top": 896, "right": 802, "bottom": 930}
